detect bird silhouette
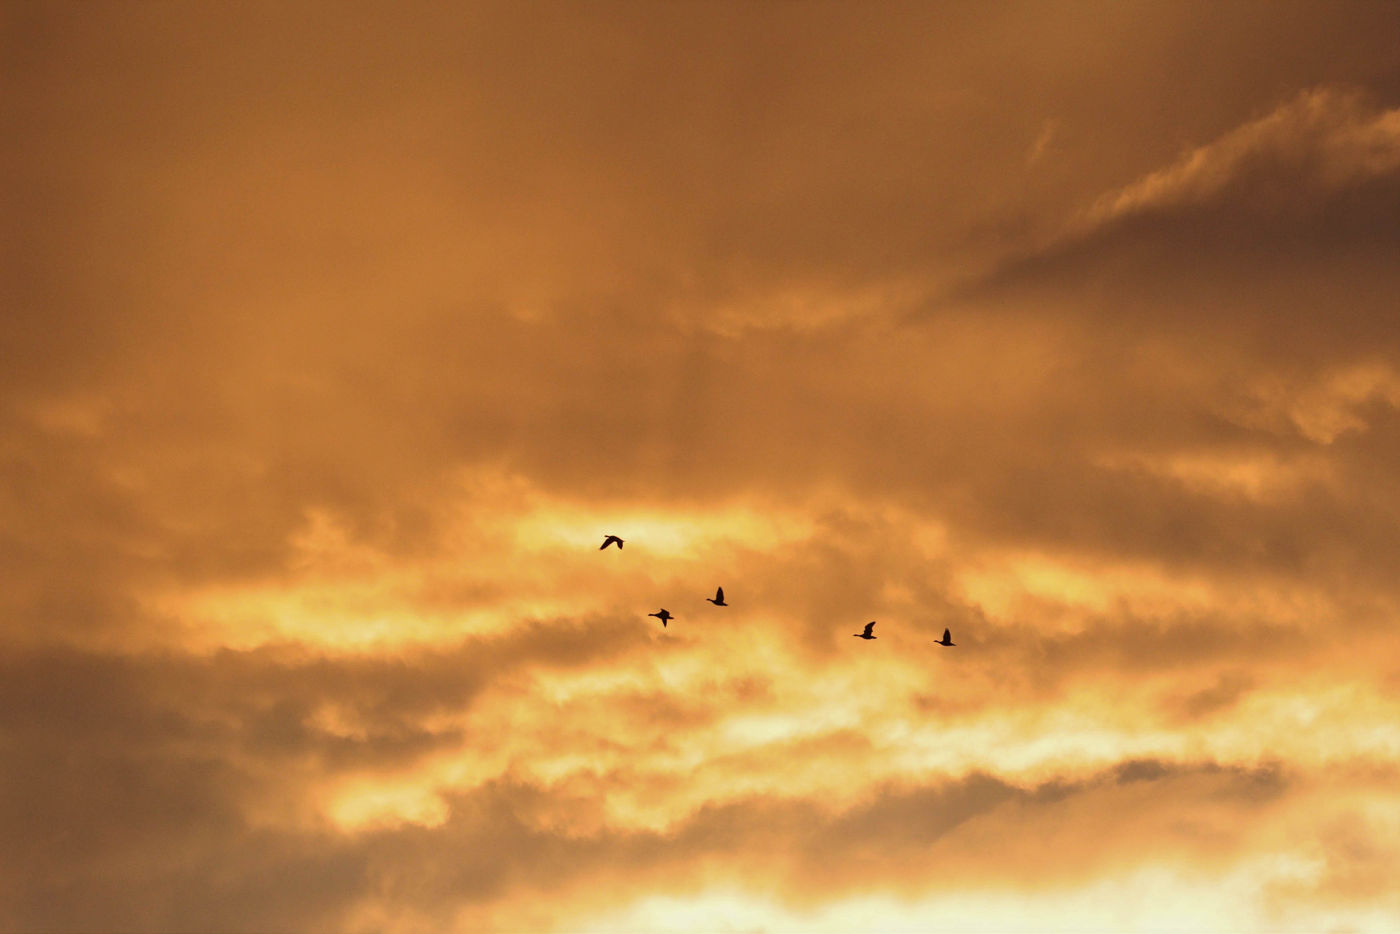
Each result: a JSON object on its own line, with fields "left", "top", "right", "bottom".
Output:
{"left": 600, "top": 534, "right": 624, "bottom": 550}
{"left": 934, "top": 628, "right": 956, "bottom": 646}
{"left": 853, "top": 621, "right": 877, "bottom": 640}
{"left": 648, "top": 609, "right": 673, "bottom": 627}
{"left": 706, "top": 587, "right": 727, "bottom": 606}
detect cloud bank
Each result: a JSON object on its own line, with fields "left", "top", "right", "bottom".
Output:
{"left": 5, "top": 2, "right": 1400, "bottom": 930}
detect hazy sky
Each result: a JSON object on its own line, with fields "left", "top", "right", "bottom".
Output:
{"left": 5, "top": 2, "right": 1400, "bottom": 931}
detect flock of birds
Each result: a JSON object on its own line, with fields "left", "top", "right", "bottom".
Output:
{"left": 600, "top": 533, "right": 957, "bottom": 648}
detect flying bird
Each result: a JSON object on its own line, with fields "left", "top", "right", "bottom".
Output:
{"left": 600, "top": 535, "right": 624, "bottom": 550}
{"left": 853, "top": 621, "right": 877, "bottom": 640}
{"left": 648, "top": 609, "right": 673, "bottom": 627}
{"left": 706, "top": 587, "right": 727, "bottom": 606}
{"left": 935, "top": 628, "right": 956, "bottom": 646}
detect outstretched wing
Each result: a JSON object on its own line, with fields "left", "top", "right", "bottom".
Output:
{"left": 863, "top": 621, "right": 876, "bottom": 637}
{"left": 942, "top": 628, "right": 951, "bottom": 642}
{"left": 715, "top": 587, "right": 724, "bottom": 602}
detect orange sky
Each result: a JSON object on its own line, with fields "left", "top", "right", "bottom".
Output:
{"left": 5, "top": 2, "right": 1400, "bottom": 931}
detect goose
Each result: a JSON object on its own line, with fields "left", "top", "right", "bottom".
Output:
{"left": 706, "top": 587, "right": 727, "bottom": 607}
{"left": 648, "top": 609, "right": 673, "bottom": 627}
{"left": 934, "top": 628, "right": 956, "bottom": 647}
{"left": 853, "top": 621, "right": 877, "bottom": 640}
{"left": 600, "top": 534, "right": 625, "bottom": 550}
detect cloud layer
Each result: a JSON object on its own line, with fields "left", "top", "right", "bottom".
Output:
{"left": 5, "top": 2, "right": 1400, "bottom": 931}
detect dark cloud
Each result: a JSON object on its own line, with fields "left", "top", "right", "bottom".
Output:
{"left": 1170, "top": 670, "right": 1258, "bottom": 721}
{"left": 953, "top": 88, "right": 1400, "bottom": 358}
{"left": 0, "top": 752, "right": 1297, "bottom": 931}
